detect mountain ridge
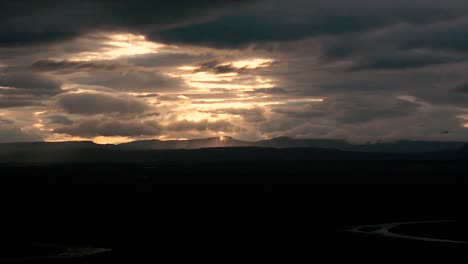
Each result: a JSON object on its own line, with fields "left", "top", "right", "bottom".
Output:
{"left": 1, "top": 137, "right": 466, "bottom": 153}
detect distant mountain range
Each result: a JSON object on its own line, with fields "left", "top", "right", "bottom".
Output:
{"left": 1, "top": 136, "right": 467, "bottom": 153}
{"left": 116, "top": 136, "right": 468, "bottom": 153}
{"left": 0, "top": 137, "right": 467, "bottom": 164}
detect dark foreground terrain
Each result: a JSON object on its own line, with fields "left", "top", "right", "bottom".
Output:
{"left": 1, "top": 158, "right": 468, "bottom": 263}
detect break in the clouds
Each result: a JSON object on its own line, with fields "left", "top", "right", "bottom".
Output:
{"left": 1, "top": 0, "right": 468, "bottom": 143}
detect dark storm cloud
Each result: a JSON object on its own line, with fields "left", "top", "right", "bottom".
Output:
{"left": 395, "top": 19, "right": 468, "bottom": 53}
{"left": 0, "top": 96, "right": 43, "bottom": 108}
{"left": 0, "top": 126, "right": 42, "bottom": 143}
{"left": 453, "top": 83, "right": 468, "bottom": 94}
{"left": 273, "top": 95, "right": 418, "bottom": 124}
{"left": 3, "top": 0, "right": 468, "bottom": 142}
{"left": 55, "top": 92, "right": 152, "bottom": 115}
{"left": 72, "top": 70, "right": 184, "bottom": 92}
{"left": 5, "top": 0, "right": 465, "bottom": 50}
{"left": 46, "top": 115, "right": 74, "bottom": 125}
{"left": 0, "top": 69, "right": 60, "bottom": 108}
{"left": 320, "top": 19, "right": 468, "bottom": 70}
{"left": 31, "top": 60, "right": 124, "bottom": 72}
{"left": 0, "top": 70, "right": 61, "bottom": 93}
{"left": 54, "top": 118, "right": 235, "bottom": 137}
{"left": 0, "top": 0, "right": 256, "bottom": 47}
{"left": 153, "top": 0, "right": 468, "bottom": 48}
{"left": 348, "top": 51, "right": 461, "bottom": 71}
{"left": 53, "top": 118, "right": 162, "bottom": 137}
{"left": 0, "top": 118, "right": 14, "bottom": 125}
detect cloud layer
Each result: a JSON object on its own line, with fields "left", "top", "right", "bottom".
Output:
{"left": 1, "top": 0, "right": 468, "bottom": 143}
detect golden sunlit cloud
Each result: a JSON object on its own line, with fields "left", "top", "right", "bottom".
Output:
{"left": 457, "top": 116, "right": 468, "bottom": 128}
{"left": 33, "top": 123, "right": 45, "bottom": 129}
{"left": 33, "top": 111, "right": 47, "bottom": 131}
{"left": 69, "top": 33, "right": 165, "bottom": 61}
{"left": 178, "top": 66, "right": 198, "bottom": 71}
{"left": 60, "top": 83, "right": 79, "bottom": 91}
{"left": 172, "top": 72, "right": 275, "bottom": 91}
{"left": 230, "top": 58, "right": 273, "bottom": 69}
{"left": 186, "top": 82, "right": 275, "bottom": 90}
{"left": 175, "top": 58, "right": 276, "bottom": 91}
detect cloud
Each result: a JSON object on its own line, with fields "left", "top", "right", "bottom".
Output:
{"left": 272, "top": 95, "right": 418, "bottom": 124}
{"left": 453, "top": 83, "right": 468, "bottom": 93}
{"left": 0, "top": 96, "right": 44, "bottom": 108}
{"left": 194, "top": 60, "right": 240, "bottom": 74}
{"left": 153, "top": 0, "right": 468, "bottom": 48}
{"left": 0, "top": 125, "right": 42, "bottom": 143}
{"left": 0, "top": 67, "right": 61, "bottom": 109}
{"left": 0, "top": 69, "right": 61, "bottom": 93}
{"left": 319, "top": 19, "right": 468, "bottom": 71}
{"left": 0, "top": 69, "right": 60, "bottom": 108}
{"left": 348, "top": 51, "right": 461, "bottom": 71}
{"left": 46, "top": 115, "right": 74, "bottom": 125}
{"left": 127, "top": 53, "right": 215, "bottom": 68}
{"left": 3, "top": 0, "right": 468, "bottom": 143}
{"left": 53, "top": 118, "right": 162, "bottom": 137}
{"left": 246, "top": 87, "right": 288, "bottom": 94}
{"left": 54, "top": 91, "right": 152, "bottom": 115}
{"left": 165, "top": 119, "right": 235, "bottom": 133}
{"left": 31, "top": 60, "right": 124, "bottom": 72}
{"left": 0, "top": 1, "right": 255, "bottom": 47}
{"left": 261, "top": 98, "right": 468, "bottom": 142}
{"left": 157, "top": 94, "right": 188, "bottom": 101}
{"left": 0, "top": 118, "right": 14, "bottom": 125}
{"left": 203, "top": 107, "right": 267, "bottom": 122}
{"left": 54, "top": 118, "right": 235, "bottom": 137}
{"left": 71, "top": 69, "right": 185, "bottom": 92}
{"left": 396, "top": 19, "right": 468, "bottom": 53}
{"left": 136, "top": 93, "right": 159, "bottom": 98}
{"left": 8, "top": 0, "right": 466, "bottom": 51}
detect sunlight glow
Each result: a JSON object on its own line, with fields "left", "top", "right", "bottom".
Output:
{"left": 261, "top": 98, "right": 325, "bottom": 106}
{"left": 175, "top": 57, "right": 276, "bottom": 91}
{"left": 33, "top": 123, "right": 44, "bottom": 129}
{"left": 231, "top": 58, "right": 273, "bottom": 69}
{"left": 187, "top": 82, "right": 275, "bottom": 90}
{"left": 70, "top": 33, "right": 165, "bottom": 61}
{"left": 178, "top": 66, "right": 198, "bottom": 71}
{"left": 92, "top": 136, "right": 134, "bottom": 144}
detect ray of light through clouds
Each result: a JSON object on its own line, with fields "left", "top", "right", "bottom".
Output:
{"left": 68, "top": 33, "right": 167, "bottom": 61}
{"left": 1, "top": 0, "right": 468, "bottom": 143}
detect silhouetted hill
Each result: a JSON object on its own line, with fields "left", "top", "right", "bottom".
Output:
{"left": 118, "top": 137, "right": 466, "bottom": 153}
{"left": 118, "top": 136, "right": 250, "bottom": 150}
{"left": 0, "top": 138, "right": 467, "bottom": 164}
{"left": 0, "top": 141, "right": 102, "bottom": 151}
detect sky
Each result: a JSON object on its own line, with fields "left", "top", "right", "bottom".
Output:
{"left": 1, "top": 0, "right": 468, "bottom": 144}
